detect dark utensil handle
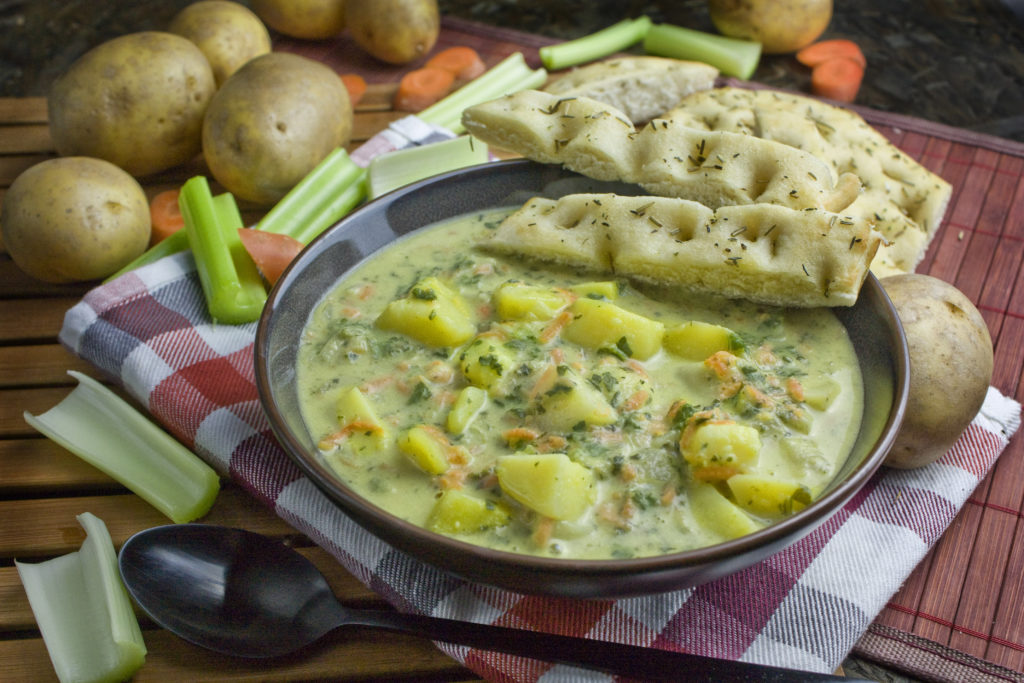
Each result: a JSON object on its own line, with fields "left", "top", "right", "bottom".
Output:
{"left": 344, "top": 608, "right": 858, "bottom": 682}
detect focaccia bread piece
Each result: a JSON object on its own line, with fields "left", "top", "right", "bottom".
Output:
{"left": 663, "top": 87, "right": 952, "bottom": 276}
{"left": 462, "top": 90, "right": 860, "bottom": 214}
{"left": 543, "top": 56, "right": 718, "bottom": 124}
{"left": 482, "top": 193, "right": 882, "bottom": 308}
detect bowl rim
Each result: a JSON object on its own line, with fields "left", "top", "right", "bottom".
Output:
{"left": 255, "top": 158, "right": 910, "bottom": 593}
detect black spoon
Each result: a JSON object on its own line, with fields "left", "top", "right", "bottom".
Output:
{"left": 117, "top": 524, "right": 865, "bottom": 682}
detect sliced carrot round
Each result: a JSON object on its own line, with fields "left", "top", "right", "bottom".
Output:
{"left": 426, "top": 46, "right": 486, "bottom": 80}
{"left": 810, "top": 57, "right": 865, "bottom": 103}
{"left": 340, "top": 73, "right": 367, "bottom": 107}
{"left": 237, "top": 228, "right": 305, "bottom": 286}
{"left": 149, "top": 189, "right": 185, "bottom": 246}
{"left": 393, "top": 67, "right": 456, "bottom": 112}
{"left": 796, "top": 39, "right": 866, "bottom": 69}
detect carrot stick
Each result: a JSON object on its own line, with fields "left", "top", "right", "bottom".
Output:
{"left": 538, "top": 310, "right": 574, "bottom": 344}
{"left": 810, "top": 57, "right": 865, "bottom": 103}
{"left": 426, "top": 46, "right": 486, "bottom": 80}
{"left": 340, "top": 73, "right": 367, "bottom": 107}
{"left": 796, "top": 39, "right": 866, "bottom": 69}
{"left": 503, "top": 427, "right": 540, "bottom": 446}
{"left": 236, "top": 228, "right": 304, "bottom": 286}
{"left": 148, "top": 189, "right": 185, "bottom": 245}
{"left": 393, "top": 67, "right": 456, "bottom": 112}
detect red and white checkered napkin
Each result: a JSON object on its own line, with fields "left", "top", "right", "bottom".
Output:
{"left": 58, "top": 118, "right": 1022, "bottom": 681}
{"left": 59, "top": 250, "right": 1021, "bottom": 681}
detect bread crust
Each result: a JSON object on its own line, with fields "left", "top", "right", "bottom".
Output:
{"left": 483, "top": 193, "right": 882, "bottom": 308}
{"left": 664, "top": 87, "right": 952, "bottom": 276}
{"left": 543, "top": 56, "right": 718, "bottom": 124}
{"left": 462, "top": 90, "right": 861, "bottom": 214}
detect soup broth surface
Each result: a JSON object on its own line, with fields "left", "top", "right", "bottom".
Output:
{"left": 297, "top": 208, "right": 864, "bottom": 559}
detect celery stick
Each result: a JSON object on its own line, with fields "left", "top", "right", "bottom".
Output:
{"left": 367, "top": 135, "right": 489, "bottom": 199}
{"left": 16, "top": 513, "right": 146, "bottom": 683}
{"left": 420, "top": 52, "right": 548, "bottom": 133}
{"left": 24, "top": 371, "right": 220, "bottom": 523}
{"left": 539, "top": 16, "right": 653, "bottom": 71}
{"left": 288, "top": 172, "right": 367, "bottom": 244}
{"left": 643, "top": 22, "right": 762, "bottom": 80}
{"left": 256, "top": 147, "right": 367, "bottom": 244}
{"left": 179, "top": 176, "right": 267, "bottom": 324}
{"left": 104, "top": 229, "right": 189, "bottom": 283}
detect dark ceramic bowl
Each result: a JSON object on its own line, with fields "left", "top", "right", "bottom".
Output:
{"left": 255, "top": 159, "right": 909, "bottom": 598}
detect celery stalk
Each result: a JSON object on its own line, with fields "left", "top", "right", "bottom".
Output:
{"left": 539, "top": 16, "right": 653, "bottom": 71}
{"left": 16, "top": 513, "right": 146, "bottom": 683}
{"left": 367, "top": 135, "right": 489, "bottom": 199}
{"left": 179, "top": 176, "right": 267, "bottom": 324}
{"left": 419, "top": 52, "right": 548, "bottom": 133}
{"left": 256, "top": 147, "right": 368, "bottom": 244}
{"left": 643, "top": 22, "right": 762, "bottom": 80}
{"left": 24, "top": 371, "right": 220, "bottom": 524}
{"left": 104, "top": 229, "right": 189, "bottom": 283}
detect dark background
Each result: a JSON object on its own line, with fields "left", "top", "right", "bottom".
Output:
{"left": 1, "top": 0, "right": 1023, "bottom": 141}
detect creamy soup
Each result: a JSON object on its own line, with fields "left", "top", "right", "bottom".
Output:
{"left": 296, "top": 208, "right": 864, "bottom": 560}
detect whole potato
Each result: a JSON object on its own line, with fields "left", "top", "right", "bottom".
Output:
{"left": 1, "top": 158, "right": 150, "bottom": 283}
{"left": 346, "top": 0, "right": 439, "bottom": 64}
{"left": 249, "top": 0, "right": 346, "bottom": 40}
{"left": 202, "top": 52, "right": 352, "bottom": 206}
{"left": 881, "top": 274, "right": 994, "bottom": 469}
{"left": 47, "top": 32, "right": 216, "bottom": 177}
{"left": 709, "top": 0, "right": 833, "bottom": 54}
{"left": 169, "top": 0, "right": 272, "bottom": 87}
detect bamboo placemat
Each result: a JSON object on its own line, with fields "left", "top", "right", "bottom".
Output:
{"left": 277, "top": 17, "right": 1024, "bottom": 681}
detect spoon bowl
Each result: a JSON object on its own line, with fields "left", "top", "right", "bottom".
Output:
{"left": 118, "top": 523, "right": 339, "bottom": 658}
{"left": 118, "top": 523, "right": 865, "bottom": 681}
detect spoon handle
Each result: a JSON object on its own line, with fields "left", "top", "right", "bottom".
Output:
{"left": 343, "top": 608, "right": 859, "bottom": 682}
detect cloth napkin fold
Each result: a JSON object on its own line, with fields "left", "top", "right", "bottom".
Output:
{"left": 59, "top": 120, "right": 1022, "bottom": 681}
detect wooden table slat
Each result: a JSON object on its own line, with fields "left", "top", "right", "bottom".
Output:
{"left": 0, "top": 345, "right": 94, "bottom": 388}
{"left": 0, "top": 437, "right": 119, "bottom": 495}
{"left": 0, "top": 486, "right": 296, "bottom": 560}
{"left": 0, "top": 629, "right": 480, "bottom": 683}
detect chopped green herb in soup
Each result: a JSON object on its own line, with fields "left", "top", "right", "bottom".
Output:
{"left": 297, "top": 208, "right": 864, "bottom": 560}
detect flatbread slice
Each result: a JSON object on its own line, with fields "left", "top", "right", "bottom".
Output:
{"left": 543, "top": 56, "right": 718, "bottom": 124}
{"left": 461, "top": 90, "right": 861, "bottom": 214}
{"left": 482, "top": 193, "right": 883, "bottom": 308}
{"left": 663, "top": 87, "right": 952, "bottom": 276}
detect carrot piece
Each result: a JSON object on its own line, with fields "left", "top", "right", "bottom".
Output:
{"left": 691, "top": 464, "right": 743, "bottom": 482}
{"left": 796, "top": 39, "right": 866, "bottom": 69}
{"left": 538, "top": 310, "right": 574, "bottom": 344}
{"left": 393, "top": 67, "right": 455, "bottom": 112}
{"left": 149, "top": 189, "right": 185, "bottom": 245}
{"left": 236, "top": 228, "right": 304, "bottom": 286}
{"left": 340, "top": 73, "right": 367, "bottom": 107}
{"left": 810, "top": 57, "right": 865, "bottom": 103}
{"left": 425, "top": 46, "right": 486, "bottom": 80}
{"left": 621, "top": 389, "right": 650, "bottom": 412}
{"left": 503, "top": 427, "right": 540, "bottom": 446}
{"left": 531, "top": 516, "right": 555, "bottom": 547}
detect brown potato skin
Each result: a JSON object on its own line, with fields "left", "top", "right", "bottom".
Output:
{"left": 708, "top": 0, "right": 833, "bottom": 54}
{"left": 346, "top": 0, "right": 440, "bottom": 65}
{"left": 169, "top": 1, "right": 272, "bottom": 87}
{"left": 202, "top": 52, "right": 353, "bottom": 206}
{"left": 249, "top": 0, "right": 346, "bottom": 40}
{"left": 881, "top": 274, "right": 994, "bottom": 469}
{"left": 1, "top": 158, "right": 151, "bottom": 283}
{"left": 47, "top": 32, "right": 216, "bottom": 177}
